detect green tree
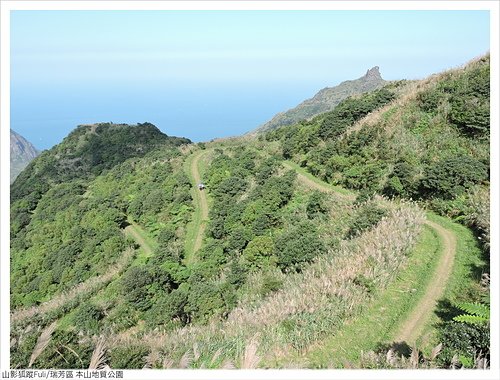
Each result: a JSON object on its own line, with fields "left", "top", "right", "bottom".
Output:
{"left": 275, "top": 222, "right": 326, "bottom": 272}
{"left": 421, "top": 156, "right": 488, "bottom": 199}
{"left": 242, "top": 236, "right": 276, "bottom": 270}
{"left": 306, "top": 191, "right": 329, "bottom": 218}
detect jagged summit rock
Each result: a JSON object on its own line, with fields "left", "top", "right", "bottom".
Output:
{"left": 364, "top": 66, "right": 382, "bottom": 81}
{"left": 252, "top": 67, "right": 386, "bottom": 134}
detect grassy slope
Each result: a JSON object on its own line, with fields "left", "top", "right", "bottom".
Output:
{"left": 302, "top": 224, "right": 441, "bottom": 367}
{"left": 183, "top": 149, "right": 211, "bottom": 264}
{"left": 280, "top": 161, "right": 484, "bottom": 367}
{"left": 125, "top": 221, "right": 157, "bottom": 266}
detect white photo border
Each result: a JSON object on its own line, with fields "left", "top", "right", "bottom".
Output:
{"left": 1, "top": 1, "right": 498, "bottom": 380}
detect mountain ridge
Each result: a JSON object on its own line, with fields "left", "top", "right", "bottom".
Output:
{"left": 252, "top": 66, "right": 386, "bottom": 134}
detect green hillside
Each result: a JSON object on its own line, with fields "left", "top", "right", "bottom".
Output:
{"left": 10, "top": 56, "right": 490, "bottom": 370}
{"left": 265, "top": 55, "right": 489, "bottom": 245}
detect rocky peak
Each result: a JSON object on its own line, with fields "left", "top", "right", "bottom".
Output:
{"left": 364, "top": 66, "right": 382, "bottom": 81}
{"left": 10, "top": 129, "right": 39, "bottom": 183}
{"left": 11, "top": 130, "right": 38, "bottom": 161}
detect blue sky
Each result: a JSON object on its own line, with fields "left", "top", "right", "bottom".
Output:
{"left": 11, "top": 10, "right": 490, "bottom": 149}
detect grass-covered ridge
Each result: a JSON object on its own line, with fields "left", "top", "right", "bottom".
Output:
{"left": 265, "top": 55, "right": 489, "bottom": 206}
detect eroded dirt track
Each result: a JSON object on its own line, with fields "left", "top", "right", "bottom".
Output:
{"left": 288, "top": 163, "right": 457, "bottom": 346}
{"left": 394, "top": 219, "right": 457, "bottom": 344}
{"left": 190, "top": 150, "right": 209, "bottom": 254}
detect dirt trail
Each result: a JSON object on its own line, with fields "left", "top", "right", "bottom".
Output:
{"left": 124, "top": 224, "right": 153, "bottom": 255}
{"left": 394, "top": 219, "right": 457, "bottom": 344}
{"left": 11, "top": 248, "right": 134, "bottom": 324}
{"left": 287, "top": 163, "right": 457, "bottom": 346}
{"left": 190, "top": 150, "right": 209, "bottom": 254}
{"left": 283, "top": 162, "right": 334, "bottom": 194}
{"left": 283, "top": 162, "right": 355, "bottom": 201}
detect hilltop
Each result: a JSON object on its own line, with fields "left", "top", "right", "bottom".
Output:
{"left": 11, "top": 122, "right": 190, "bottom": 202}
{"left": 253, "top": 66, "right": 385, "bottom": 134}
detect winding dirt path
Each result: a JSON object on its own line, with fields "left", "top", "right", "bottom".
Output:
{"left": 11, "top": 248, "right": 134, "bottom": 324}
{"left": 283, "top": 161, "right": 355, "bottom": 201}
{"left": 190, "top": 150, "right": 209, "bottom": 255}
{"left": 394, "top": 219, "right": 457, "bottom": 344}
{"left": 11, "top": 224, "right": 153, "bottom": 325}
{"left": 287, "top": 163, "right": 458, "bottom": 346}
{"left": 124, "top": 224, "right": 153, "bottom": 255}
{"left": 283, "top": 162, "right": 334, "bottom": 193}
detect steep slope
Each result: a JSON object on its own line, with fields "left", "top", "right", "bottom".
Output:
{"left": 254, "top": 66, "right": 385, "bottom": 133}
{"left": 10, "top": 129, "right": 39, "bottom": 183}
{"left": 261, "top": 54, "right": 490, "bottom": 367}
{"left": 266, "top": 55, "right": 489, "bottom": 214}
{"left": 271, "top": 164, "right": 458, "bottom": 367}
{"left": 10, "top": 122, "right": 191, "bottom": 309}
{"left": 11, "top": 122, "right": 190, "bottom": 202}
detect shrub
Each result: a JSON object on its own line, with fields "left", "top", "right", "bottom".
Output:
{"left": 185, "top": 282, "right": 225, "bottom": 322}
{"left": 157, "top": 226, "right": 176, "bottom": 246}
{"left": 420, "top": 156, "right": 488, "bottom": 199}
{"left": 104, "top": 302, "right": 139, "bottom": 331}
{"left": 147, "top": 286, "right": 190, "bottom": 327}
{"left": 260, "top": 273, "right": 283, "bottom": 297}
{"left": 438, "top": 321, "right": 490, "bottom": 367}
{"left": 417, "top": 88, "right": 442, "bottom": 112}
{"left": 120, "top": 266, "right": 154, "bottom": 310}
{"left": 318, "top": 88, "right": 395, "bottom": 141}
{"left": 383, "top": 162, "right": 418, "bottom": 198}
{"left": 109, "top": 344, "right": 149, "bottom": 369}
{"left": 274, "top": 222, "right": 326, "bottom": 272}
{"left": 306, "top": 191, "right": 329, "bottom": 218}
{"left": 242, "top": 236, "right": 276, "bottom": 271}
{"left": 347, "top": 202, "right": 387, "bottom": 238}
{"left": 73, "top": 303, "right": 104, "bottom": 333}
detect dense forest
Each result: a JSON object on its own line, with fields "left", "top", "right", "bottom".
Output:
{"left": 10, "top": 55, "right": 490, "bottom": 370}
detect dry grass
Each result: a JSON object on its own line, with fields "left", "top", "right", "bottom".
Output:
{"left": 109, "top": 202, "right": 424, "bottom": 368}
{"left": 179, "top": 350, "right": 193, "bottom": 369}
{"left": 465, "top": 187, "right": 490, "bottom": 249}
{"left": 241, "top": 336, "right": 261, "bottom": 369}
{"left": 11, "top": 248, "right": 135, "bottom": 325}
{"left": 340, "top": 53, "right": 490, "bottom": 155}
{"left": 358, "top": 342, "right": 490, "bottom": 369}
{"left": 28, "top": 321, "right": 57, "bottom": 368}
{"left": 88, "top": 337, "right": 107, "bottom": 370}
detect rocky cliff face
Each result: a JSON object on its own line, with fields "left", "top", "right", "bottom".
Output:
{"left": 10, "top": 130, "right": 39, "bottom": 183}
{"left": 364, "top": 66, "right": 382, "bottom": 82}
{"left": 253, "top": 67, "right": 386, "bottom": 134}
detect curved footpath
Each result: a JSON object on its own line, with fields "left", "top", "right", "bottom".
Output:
{"left": 394, "top": 219, "right": 457, "bottom": 344}
{"left": 11, "top": 224, "right": 152, "bottom": 325}
{"left": 183, "top": 149, "right": 210, "bottom": 264}
{"left": 286, "top": 162, "right": 458, "bottom": 347}
{"left": 124, "top": 223, "right": 154, "bottom": 256}
{"left": 11, "top": 247, "right": 135, "bottom": 324}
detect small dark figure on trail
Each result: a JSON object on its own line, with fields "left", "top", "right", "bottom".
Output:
{"left": 198, "top": 183, "right": 205, "bottom": 191}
